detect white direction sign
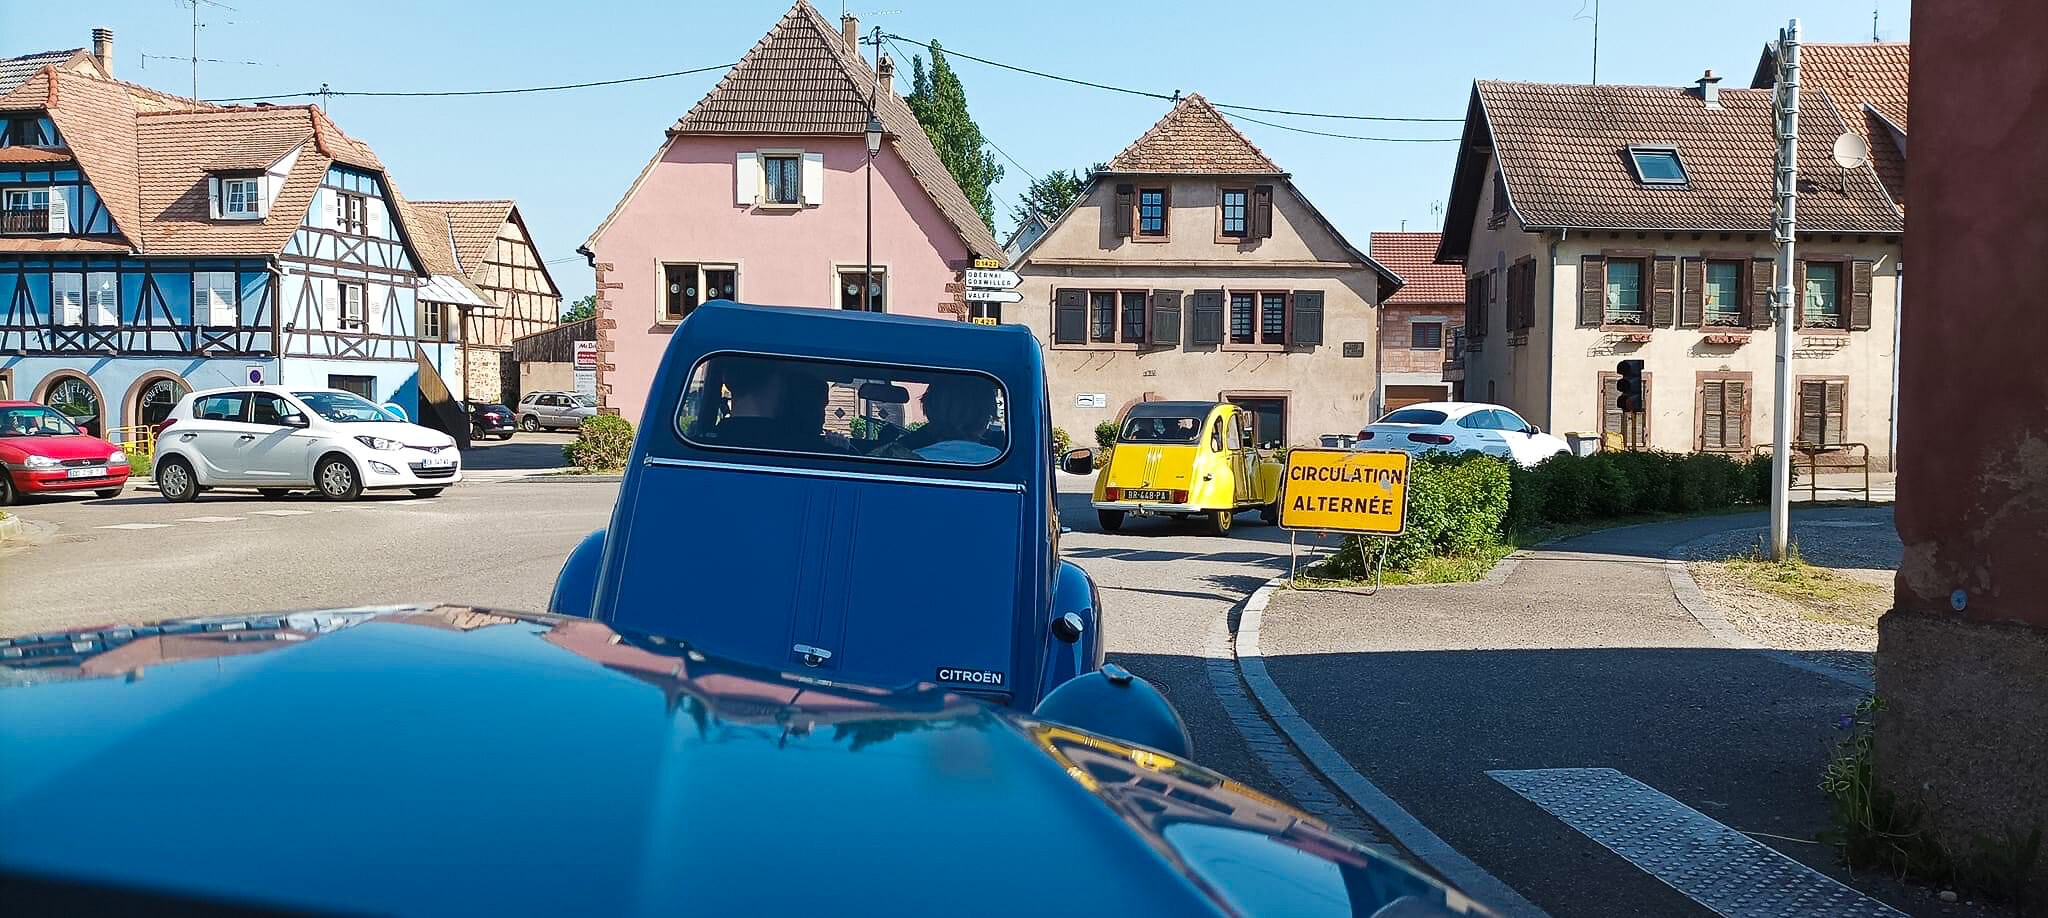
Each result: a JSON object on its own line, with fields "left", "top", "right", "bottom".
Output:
{"left": 963, "top": 268, "right": 1021, "bottom": 290}
{"left": 962, "top": 288, "right": 1023, "bottom": 303}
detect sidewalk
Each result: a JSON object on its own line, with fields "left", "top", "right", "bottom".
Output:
{"left": 1246, "top": 509, "right": 1940, "bottom": 917}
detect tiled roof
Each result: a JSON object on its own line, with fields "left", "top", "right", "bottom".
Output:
{"left": 0, "top": 48, "right": 96, "bottom": 96}
{"left": 1105, "top": 94, "right": 1282, "bottom": 175}
{"left": 1754, "top": 42, "right": 1908, "bottom": 205}
{"left": 401, "top": 201, "right": 463, "bottom": 276}
{"left": 409, "top": 199, "right": 513, "bottom": 278}
{"left": 0, "top": 145, "right": 69, "bottom": 163}
{"left": 647, "top": 1, "right": 1002, "bottom": 259}
{"left": 3, "top": 68, "right": 146, "bottom": 249}
{"left": 0, "top": 237, "right": 132, "bottom": 254}
{"left": 1369, "top": 232, "right": 1463, "bottom": 305}
{"left": 1439, "top": 79, "right": 1901, "bottom": 261}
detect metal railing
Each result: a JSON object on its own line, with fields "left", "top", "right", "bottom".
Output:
{"left": 1754, "top": 440, "right": 1871, "bottom": 502}
{"left": 1603, "top": 308, "right": 1647, "bottom": 326}
{"left": 106, "top": 424, "right": 158, "bottom": 465}
{"left": 1, "top": 208, "right": 50, "bottom": 234}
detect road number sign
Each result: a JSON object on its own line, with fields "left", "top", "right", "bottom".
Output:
{"left": 962, "top": 289, "right": 1023, "bottom": 303}
{"left": 1278, "top": 448, "right": 1410, "bottom": 536}
{"left": 963, "top": 268, "right": 1021, "bottom": 289}
{"left": 973, "top": 257, "right": 1003, "bottom": 270}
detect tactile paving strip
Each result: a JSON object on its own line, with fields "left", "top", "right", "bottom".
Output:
{"left": 1488, "top": 767, "right": 1904, "bottom": 918}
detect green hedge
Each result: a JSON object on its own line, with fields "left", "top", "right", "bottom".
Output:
{"left": 563, "top": 415, "right": 635, "bottom": 471}
{"left": 1093, "top": 421, "right": 1119, "bottom": 449}
{"left": 1317, "top": 453, "right": 1512, "bottom": 576}
{"left": 1051, "top": 426, "right": 1072, "bottom": 457}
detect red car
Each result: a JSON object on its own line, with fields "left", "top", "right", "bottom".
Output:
{"left": 0, "top": 401, "right": 132, "bottom": 504}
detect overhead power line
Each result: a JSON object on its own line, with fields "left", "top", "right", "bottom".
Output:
{"left": 207, "top": 62, "right": 736, "bottom": 104}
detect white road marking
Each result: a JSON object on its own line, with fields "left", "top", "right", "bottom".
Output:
{"left": 248, "top": 509, "right": 313, "bottom": 517}
{"left": 1490, "top": 768, "right": 1905, "bottom": 917}
{"left": 95, "top": 522, "right": 172, "bottom": 530}
{"left": 1232, "top": 577, "right": 1548, "bottom": 917}
{"left": 176, "top": 516, "right": 245, "bottom": 523}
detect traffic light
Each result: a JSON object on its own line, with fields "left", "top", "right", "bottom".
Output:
{"left": 1616, "top": 359, "right": 1645, "bottom": 413}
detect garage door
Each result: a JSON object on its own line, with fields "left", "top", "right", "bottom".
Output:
{"left": 1387, "top": 385, "right": 1449, "bottom": 411}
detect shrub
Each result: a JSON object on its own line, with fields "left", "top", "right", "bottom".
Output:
{"left": 563, "top": 414, "right": 635, "bottom": 471}
{"left": 1051, "top": 426, "right": 1071, "bottom": 457}
{"left": 1093, "top": 420, "right": 1119, "bottom": 448}
{"left": 1320, "top": 453, "right": 1511, "bottom": 576}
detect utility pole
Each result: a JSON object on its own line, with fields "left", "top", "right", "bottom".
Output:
{"left": 1769, "top": 19, "right": 1802, "bottom": 561}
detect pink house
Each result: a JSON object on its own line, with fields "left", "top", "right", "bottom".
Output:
{"left": 581, "top": 1, "right": 1003, "bottom": 423}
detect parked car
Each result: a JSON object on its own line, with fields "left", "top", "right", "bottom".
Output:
{"left": 516, "top": 390, "right": 596, "bottom": 431}
{"left": 0, "top": 401, "right": 131, "bottom": 504}
{"left": 152, "top": 386, "right": 460, "bottom": 502}
{"left": 1356, "top": 401, "right": 1570, "bottom": 468}
{"left": 1062, "top": 401, "right": 1284, "bottom": 536}
{"left": 0, "top": 606, "right": 1480, "bottom": 916}
{"left": 465, "top": 401, "right": 516, "bottom": 440}
{"left": 550, "top": 301, "right": 1104, "bottom": 712}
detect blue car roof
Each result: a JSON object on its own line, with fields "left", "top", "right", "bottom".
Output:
{"left": 676, "top": 301, "right": 1042, "bottom": 380}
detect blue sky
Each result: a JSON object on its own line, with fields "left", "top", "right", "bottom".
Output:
{"left": 6, "top": 1, "right": 1909, "bottom": 306}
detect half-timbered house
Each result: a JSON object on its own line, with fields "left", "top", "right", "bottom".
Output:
{"left": 0, "top": 62, "right": 462, "bottom": 439}
{"left": 409, "top": 199, "right": 561, "bottom": 403}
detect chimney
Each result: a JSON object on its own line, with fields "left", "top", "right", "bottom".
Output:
{"left": 840, "top": 13, "right": 859, "bottom": 52}
{"left": 91, "top": 27, "right": 114, "bottom": 76}
{"left": 878, "top": 54, "right": 894, "bottom": 95}
{"left": 1695, "top": 68, "right": 1723, "bottom": 110}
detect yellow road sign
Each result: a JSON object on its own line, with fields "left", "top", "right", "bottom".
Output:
{"left": 1278, "top": 448, "right": 1410, "bottom": 535}
{"left": 973, "top": 257, "right": 1003, "bottom": 269}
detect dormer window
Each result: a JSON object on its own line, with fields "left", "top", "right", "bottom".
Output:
{"left": 1627, "top": 146, "right": 1688, "bottom": 185}
{"left": 208, "top": 174, "right": 267, "bottom": 220}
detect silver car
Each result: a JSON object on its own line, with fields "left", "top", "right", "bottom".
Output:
{"left": 516, "top": 391, "right": 597, "bottom": 431}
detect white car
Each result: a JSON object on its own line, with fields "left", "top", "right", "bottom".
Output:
{"left": 152, "top": 386, "right": 461, "bottom": 502}
{"left": 1355, "top": 401, "right": 1571, "bottom": 468}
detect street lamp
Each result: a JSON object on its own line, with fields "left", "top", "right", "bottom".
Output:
{"left": 864, "top": 113, "right": 883, "bottom": 312}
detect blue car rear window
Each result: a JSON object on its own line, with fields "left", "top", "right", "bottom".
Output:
{"left": 677, "top": 353, "right": 1010, "bottom": 467}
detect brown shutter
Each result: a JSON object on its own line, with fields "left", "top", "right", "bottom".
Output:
{"left": 1650, "top": 256, "right": 1677, "bottom": 327}
{"left": 1288, "top": 290, "right": 1324, "bottom": 346}
{"left": 1148, "top": 290, "right": 1182, "bottom": 347}
{"left": 1053, "top": 289, "right": 1087, "bottom": 344}
{"left": 1700, "top": 380, "right": 1725, "bottom": 450}
{"left": 1791, "top": 259, "right": 1808, "bottom": 328}
{"left": 1728, "top": 379, "right": 1748, "bottom": 448}
{"left": 1112, "top": 184, "right": 1135, "bottom": 238}
{"left": 1798, "top": 380, "right": 1824, "bottom": 445}
{"left": 1579, "top": 255, "right": 1605, "bottom": 327}
{"left": 1522, "top": 260, "right": 1539, "bottom": 330}
{"left": 1190, "top": 290, "right": 1224, "bottom": 345}
{"left": 1679, "top": 257, "right": 1705, "bottom": 328}
{"left": 1601, "top": 375, "right": 1623, "bottom": 438}
{"left": 1250, "top": 185, "right": 1274, "bottom": 238}
{"left": 1825, "top": 380, "right": 1847, "bottom": 443}
{"left": 1750, "top": 258, "right": 1774, "bottom": 329}
{"left": 1849, "top": 259, "right": 1874, "bottom": 330}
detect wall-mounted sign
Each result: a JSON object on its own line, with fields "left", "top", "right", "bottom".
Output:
{"left": 573, "top": 341, "right": 599, "bottom": 370}
{"left": 245, "top": 365, "right": 265, "bottom": 385}
{"left": 1343, "top": 341, "right": 1366, "bottom": 358}
{"left": 1075, "top": 392, "right": 1108, "bottom": 409}
{"left": 973, "top": 257, "right": 1004, "bottom": 270}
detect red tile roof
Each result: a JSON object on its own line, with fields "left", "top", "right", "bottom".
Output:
{"left": 1754, "top": 42, "right": 1909, "bottom": 205}
{"left": 408, "top": 200, "right": 514, "bottom": 278}
{"left": 1369, "top": 232, "right": 1462, "bottom": 305}
{"left": 644, "top": 1, "right": 1002, "bottom": 260}
{"left": 1105, "top": 94, "right": 1281, "bottom": 175}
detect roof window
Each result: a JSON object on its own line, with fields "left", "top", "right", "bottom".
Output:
{"left": 1627, "top": 146, "right": 1687, "bottom": 185}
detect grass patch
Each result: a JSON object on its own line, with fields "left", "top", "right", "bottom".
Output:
{"left": 1707, "top": 543, "right": 1888, "bottom": 627}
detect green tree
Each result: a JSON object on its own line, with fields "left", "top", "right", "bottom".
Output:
{"left": 1010, "top": 162, "right": 1105, "bottom": 228}
{"left": 906, "top": 42, "right": 1003, "bottom": 230}
{"left": 561, "top": 294, "right": 595, "bottom": 323}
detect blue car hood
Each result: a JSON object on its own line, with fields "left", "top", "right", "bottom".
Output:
{"left": 599, "top": 460, "right": 1030, "bottom": 698}
{"left": 0, "top": 609, "right": 1483, "bottom": 917}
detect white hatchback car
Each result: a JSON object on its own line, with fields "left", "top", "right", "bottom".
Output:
{"left": 1355, "top": 401, "right": 1571, "bottom": 468}
{"left": 153, "top": 386, "right": 461, "bottom": 502}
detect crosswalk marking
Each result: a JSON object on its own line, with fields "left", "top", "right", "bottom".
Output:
{"left": 95, "top": 522, "right": 172, "bottom": 530}
{"left": 248, "top": 509, "right": 314, "bottom": 517}
{"left": 177, "top": 516, "right": 245, "bottom": 523}
{"left": 1489, "top": 768, "right": 1904, "bottom": 917}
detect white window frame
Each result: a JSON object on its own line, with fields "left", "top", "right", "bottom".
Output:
{"left": 221, "top": 177, "right": 263, "bottom": 218}
{"left": 193, "top": 272, "right": 237, "bottom": 327}
{"left": 51, "top": 273, "right": 83, "bottom": 326}
{"left": 4, "top": 188, "right": 48, "bottom": 210}
{"left": 832, "top": 263, "right": 888, "bottom": 313}
{"left": 85, "top": 271, "right": 118, "bottom": 326}
{"left": 655, "top": 261, "right": 740, "bottom": 325}
{"left": 341, "top": 282, "right": 366, "bottom": 331}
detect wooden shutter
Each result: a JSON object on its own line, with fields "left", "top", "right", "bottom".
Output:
{"left": 1679, "top": 257, "right": 1705, "bottom": 327}
{"left": 1797, "top": 380, "right": 1824, "bottom": 445}
{"left": 207, "top": 177, "right": 222, "bottom": 220}
{"left": 1700, "top": 381, "right": 1726, "bottom": 450}
{"left": 1728, "top": 379, "right": 1748, "bottom": 448}
{"left": 1112, "top": 184, "right": 1135, "bottom": 238}
{"left": 1791, "top": 260, "right": 1808, "bottom": 328}
{"left": 1465, "top": 276, "right": 1482, "bottom": 340}
{"left": 800, "top": 152, "right": 826, "bottom": 206}
{"left": 1578, "top": 255, "right": 1605, "bottom": 327}
{"left": 1190, "top": 290, "right": 1224, "bottom": 344}
{"left": 1053, "top": 289, "right": 1086, "bottom": 344}
{"left": 1250, "top": 185, "right": 1274, "bottom": 239}
{"left": 1825, "top": 380, "right": 1846, "bottom": 443}
{"left": 1148, "top": 290, "right": 1182, "bottom": 347}
{"left": 1650, "top": 256, "right": 1677, "bottom": 327}
{"left": 1288, "top": 290, "right": 1324, "bottom": 346}
{"left": 1849, "top": 259, "right": 1874, "bottom": 330}
{"left": 1601, "top": 375, "right": 1624, "bottom": 438}
{"left": 1750, "top": 258, "right": 1774, "bottom": 329}
{"left": 735, "top": 152, "right": 759, "bottom": 205}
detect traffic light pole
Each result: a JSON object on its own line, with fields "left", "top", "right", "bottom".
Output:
{"left": 1769, "top": 19, "right": 1802, "bottom": 561}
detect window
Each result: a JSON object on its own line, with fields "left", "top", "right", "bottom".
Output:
{"left": 3, "top": 188, "right": 49, "bottom": 234}
{"left": 1219, "top": 188, "right": 1248, "bottom": 238}
{"left": 661, "top": 264, "right": 738, "bottom": 322}
{"left": 421, "top": 302, "right": 445, "bottom": 341}
{"left": 838, "top": 268, "right": 885, "bottom": 312}
{"left": 339, "top": 282, "right": 365, "bottom": 331}
{"left": 250, "top": 392, "right": 296, "bottom": 426}
{"left": 4, "top": 117, "right": 48, "bottom": 146}
{"left": 1605, "top": 258, "right": 1646, "bottom": 325}
{"left": 703, "top": 267, "right": 737, "bottom": 302}
{"left": 1090, "top": 292, "right": 1116, "bottom": 342}
{"left": 1228, "top": 396, "right": 1288, "bottom": 448}
{"left": 1627, "top": 146, "right": 1688, "bottom": 185}
{"left": 1599, "top": 371, "right": 1651, "bottom": 448}
{"left": 50, "top": 273, "right": 83, "bottom": 326}
{"left": 1698, "top": 375, "right": 1750, "bottom": 451}
{"left": 326, "top": 375, "right": 377, "bottom": 400}
{"left": 1491, "top": 170, "right": 1510, "bottom": 217}
{"left": 1797, "top": 378, "right": 1847, "bottom": 446}
{"left": 195, "top": 391, "right": 247, "bottom": 422}
{"left": 762, "top": 154, "right": 801, "bottom": 205}
{"left": 222, "top": 178, "right": 261, "bottom": 217}
{"left": 1120, "top": 291, "right": 1148, "bottom": 343}
{"left": 1465, "top": 273, "right": 1491, "bottom": 341}
{"left": 677, "top": 353, "right": 1009, "bottom": 467}
{"left": 1259, "top": 293, "right": 1287, "bottom": 344}
{"left": 193, "top": 272, "right": 237, "bottom": 327}
{"left": 337, "top": 193, "right": 366, "bottom": 234}
{"left": 1121, "top": 414, "right": 1204, "bottom": 444}
{"left": 1137, "top": 188, "right": 1167, "bottom": 237}
{"left": 1411, "top": 321, "right": 1444, "bottom": 350}
{"left": 1704, "top": 260, "right": 1744, "bottom": 326}
{"left": 1803, "top": 262, "right": 1842, "bottom": 328}
{"left": 1228, "top": 293, "right": 1255, "bottom": 344}
{"left": 136, "top": 377, "right": 188, "bottom": 428}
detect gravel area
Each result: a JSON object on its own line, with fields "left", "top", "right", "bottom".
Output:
{"left": 1676, "top": 508, "right": 1898, "bottom": 680}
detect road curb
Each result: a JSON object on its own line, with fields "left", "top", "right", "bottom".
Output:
{"left": 1234, "top": 578, "right": 1549, "bottom": 918}
{"left": 1662, "top": 532, "right": 1876, "bottom": 692}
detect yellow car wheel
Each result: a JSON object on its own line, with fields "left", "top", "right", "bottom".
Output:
{"left": 1207, "top": 509, "right": 1234, "bottom": 536}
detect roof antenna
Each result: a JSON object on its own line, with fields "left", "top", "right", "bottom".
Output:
{"left": 1430, "top": 200, "right": 1445, "bottom": 231}
{"left": 1872, "top": 1, "right": 1880, "bottom": 41}
{"left": 1572, "top": 0, "right": 1601, "bottom": 85}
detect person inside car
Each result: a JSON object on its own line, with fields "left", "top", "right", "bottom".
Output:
{"left": 883, "top": 379, "right": 1000, "bottom": 464}
{"left": 707, "top": 359, "right": 831, "bottom": 452}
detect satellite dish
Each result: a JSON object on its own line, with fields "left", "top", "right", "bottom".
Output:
{"left": 1832, "top": 132, "right": 1871, "bottom": 169}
